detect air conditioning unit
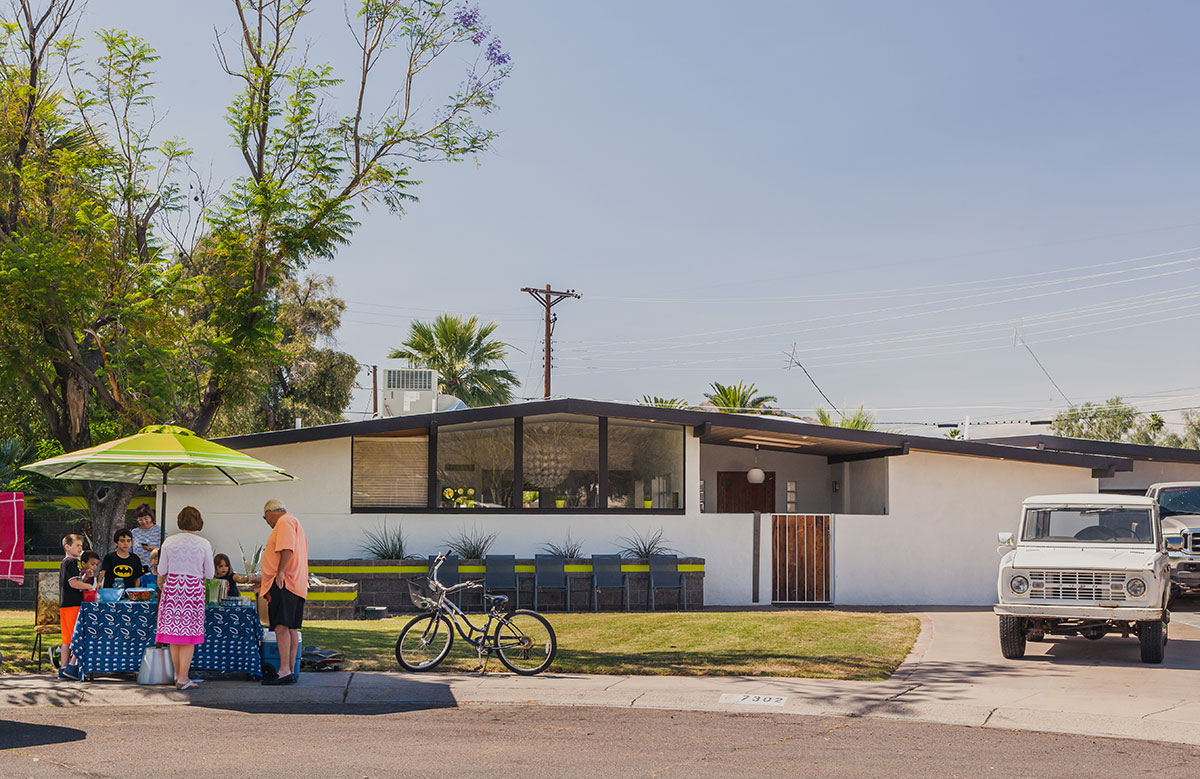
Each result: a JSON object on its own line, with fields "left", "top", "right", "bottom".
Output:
{"left": 380, "top": 369, "right": 440, "bottom": 416}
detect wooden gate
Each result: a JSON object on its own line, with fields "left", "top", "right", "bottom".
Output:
{"left": 772, "top": 514, "right": 831, "bottom": 604}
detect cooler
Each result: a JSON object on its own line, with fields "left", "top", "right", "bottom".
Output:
{"left": 261, "top": 630, "right": 302, "bottom": 677}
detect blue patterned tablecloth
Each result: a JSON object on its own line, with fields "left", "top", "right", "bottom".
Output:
{"left": 69, "top": 602, "right": 263, "bottom": 677}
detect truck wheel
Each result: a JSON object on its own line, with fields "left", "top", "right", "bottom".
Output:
{"left": 1139, "top": 619, "right": 1166, "bottom": 664}
{"left": 999, "top": 616, "right": 1026, "bottom": 659}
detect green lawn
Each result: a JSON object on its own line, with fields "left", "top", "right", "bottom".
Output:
{"left": 1, "top": 608, "right": 920, "bottom": 681}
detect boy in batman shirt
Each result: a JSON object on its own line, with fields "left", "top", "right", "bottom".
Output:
{"left": 100, "top": 529, "right": 146, "bottom": 589}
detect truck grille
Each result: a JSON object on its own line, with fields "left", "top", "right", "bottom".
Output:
{"left": 1029, "top": 570, "right": 1127, "bottom": 601}
{"left": 1188, "top": 532, "right": 1200, "bottom": 555}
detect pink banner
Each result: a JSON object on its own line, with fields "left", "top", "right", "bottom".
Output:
{"left": 0, "top": 492, "right": 24, "bottom": 585}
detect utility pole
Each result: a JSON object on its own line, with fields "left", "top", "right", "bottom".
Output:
{"left": 371, "top": 365, "right": 378, "bottom": 417}
{"left": 521, "top": 284, "right": 581, "bottom": 399}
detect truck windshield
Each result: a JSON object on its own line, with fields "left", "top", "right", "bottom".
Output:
{"left": 1022, "top": 507, "right": 1155, "bottom": 544}
{"left": 1155, "top": 487, "right": 1200, "bottom": 517}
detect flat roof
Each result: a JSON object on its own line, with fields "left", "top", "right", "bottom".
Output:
{"left": 1024, "top": 493, "right": 1156, "bottom": 507}
{"left": 977, "top": 434, "right": 1200, "bottom": 465}
{"left": 215, "top": 398, "right": 1132, "bottom": 472}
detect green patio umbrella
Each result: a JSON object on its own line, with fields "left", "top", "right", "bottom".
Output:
{"left": 23, "top": 424, "right": 295, "bottom": 548}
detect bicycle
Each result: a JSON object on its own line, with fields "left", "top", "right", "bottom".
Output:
{"left": 395, "top": 554, "right": 557, "bottom": 675}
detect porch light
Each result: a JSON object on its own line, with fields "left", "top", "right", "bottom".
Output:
{"left": 747, "top": 445, "right": 765, "bottom": 484}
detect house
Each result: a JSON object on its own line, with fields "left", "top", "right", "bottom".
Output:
{"left": 168, "top": 399, "right": 1192, "bottom": 607}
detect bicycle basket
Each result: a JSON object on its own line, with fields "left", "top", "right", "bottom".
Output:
{"left": 407, "top": 578, "right": 436, "bottom": 611}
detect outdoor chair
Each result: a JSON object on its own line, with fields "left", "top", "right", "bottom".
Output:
{"left": 534, "top": 554, "right": 570, "bottom": 612}
{"left": 591, "top": 554, "right": 628, "bottom": 612}
{"left": 31, "top": 571, "right": 60, "bottom": 671}
{"left": 429, "top": 555, "right": 463, "bottom": 608}
{"left": 484, "top": 555, "right": 519, "bottom": 610}
{"left": 649, "top": 554, "right": 687, "bottom": 612}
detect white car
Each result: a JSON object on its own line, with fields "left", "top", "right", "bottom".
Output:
{"left": 1145, "top": 482, "right": 1200, "bottom": 596}
{"left": 993, "top": 494, "right": 1170, "bottom": 664}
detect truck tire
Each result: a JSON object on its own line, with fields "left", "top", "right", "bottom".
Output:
{"left": 999, "top": 616, "right": 1026, "bottom": 659}
{"left": 1139, "top": 619, "right": 1166, "bottom": 664}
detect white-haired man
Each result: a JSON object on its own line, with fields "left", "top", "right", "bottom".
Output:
{"left": 255, "top": 498, "right": 308, "bottom": 685}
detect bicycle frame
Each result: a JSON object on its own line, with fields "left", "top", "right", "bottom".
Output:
{"left": 422, "top": 554, "right": 506, "bottom": 651}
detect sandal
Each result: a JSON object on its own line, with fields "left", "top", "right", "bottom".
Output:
{"left": 176, "top": 680, "right": 197, "bottom": 691}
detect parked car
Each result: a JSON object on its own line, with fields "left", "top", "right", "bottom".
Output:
{"left": 994, "top": 494, "right": 1170, "bottom": 664}
{"left": 1145, "top": 482, "right": 1200, "bottom": 597}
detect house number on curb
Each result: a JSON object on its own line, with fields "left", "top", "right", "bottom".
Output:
{"left": 718, "top": 694, "right": 787, "bottom": 706}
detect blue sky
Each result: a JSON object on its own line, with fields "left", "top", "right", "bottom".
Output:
{"left": 77, "top": 2, "right": 1200, "bottom": 433}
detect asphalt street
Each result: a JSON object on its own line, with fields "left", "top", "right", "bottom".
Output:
{"left": 3, "top": 703, "right": 1200, "bottom": 778}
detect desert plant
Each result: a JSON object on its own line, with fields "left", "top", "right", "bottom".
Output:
{"left": 703, "top": 382, "right": 777, "bottom": 414}
{"left": 359, "top": 522, "right": 417, "bottom": 560}
{"left": 540, "top": 531, "right": 584, "bottom": 558}
{"left": 443, "top": 525, "right": 498, "bottom": 559}
{"left": 239, "top": 542, "right": 264, "bottom": 576}
{"left": 616, "top": 527, "right": 675, "bottom": 559}
{"left": 816, "top": 406, "right": 877, "bottom": 430}
{"left": 639, "top": 395, "right": 690, "bottom": 409}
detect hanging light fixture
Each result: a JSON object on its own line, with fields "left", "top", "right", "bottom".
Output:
{"left": 747, "top": 445, "right": 765, "bottom": 484}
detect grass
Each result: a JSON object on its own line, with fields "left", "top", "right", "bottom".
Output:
{"left": 0, "top": 608, "right": 921, "bottom": 681}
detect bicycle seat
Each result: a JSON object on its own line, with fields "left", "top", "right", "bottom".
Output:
{"left": 483, "top": 593, "right": 508, "bottom": 608}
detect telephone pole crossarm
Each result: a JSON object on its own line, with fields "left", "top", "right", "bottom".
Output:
{"left": 520, "top": 284, "right": 581, "bottom": 400}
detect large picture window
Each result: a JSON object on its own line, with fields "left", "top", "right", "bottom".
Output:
{"left": 351, "top": 436, "right": 428, "bottom": 508}
{"left": 437, "top": 420, "right": 514, "bottom": 509}
{"left": 608, "top": 420, "right": 684, "bottom": 509}
{"left": 522, "top": 415, "right": 600, "bottom": 508}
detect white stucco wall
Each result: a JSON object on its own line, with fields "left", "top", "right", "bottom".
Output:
{"left": 832, "top": 451, "right": 1097, "bottom": 605}
{"left": 1099, "top": 460, "right": 1200, "bottom": 492}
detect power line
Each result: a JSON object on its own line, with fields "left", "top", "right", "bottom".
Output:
{"left": 521, "top": 284, "right": 581, "bottom": 399}
{"left": 1016, "top": 330, "right": 1071, "bottom": 405}
{"left": 785, "top": 343, "right": 838, "bottom": 412}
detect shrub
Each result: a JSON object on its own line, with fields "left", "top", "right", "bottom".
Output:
{"left": 616, "top": 527, "right": 675, "bottom": 559}
{"left": 359, "top": 522, "right": 417, "bottom": 560}
{"left": 540, "top": 530, "right": 583, "bottom": 558}
{"left": 443, "top": 525, "right": 497, "bottom": 558}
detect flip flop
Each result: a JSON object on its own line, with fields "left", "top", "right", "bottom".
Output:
{"left": 177, "top": 680, "right": 197, "bottom": 691}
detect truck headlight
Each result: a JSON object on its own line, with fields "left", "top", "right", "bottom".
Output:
{"left": 1009, "top": 575, "right": 1029, "bottom": 595}
{"left": 1126, "top": 578, "right": 1147, "bottom": 597}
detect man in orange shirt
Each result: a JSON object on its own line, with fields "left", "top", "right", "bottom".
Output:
{"left": 256, "top": 498, "right": 308, "bottom": 685}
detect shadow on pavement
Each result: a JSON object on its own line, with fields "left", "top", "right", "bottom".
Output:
{"left": 0, "top": 720, "right": 86, "bottom": 749}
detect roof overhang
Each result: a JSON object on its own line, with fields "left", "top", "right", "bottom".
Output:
{"left": 977, "top": 434, "right": 1200, "bottom": 465}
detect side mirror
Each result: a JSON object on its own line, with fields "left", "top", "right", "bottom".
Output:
{"left": 997, "top": 532, "right": 1014, "bottom": 546}
{"left": 1166, "top": 536, "right": 1184, "bottom": 552}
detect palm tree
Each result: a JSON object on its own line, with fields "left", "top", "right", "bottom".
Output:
{"left": 703, "top": 382, "right": 777, "bottom": 414}
{"left": 815, "top": 406, "right": 877, "bottom": 430}
{"left": 639, "top": 395, "right": 690, "bottom": 409}
{"left": 389, "top": 314, "right": 519, "bottom": 407}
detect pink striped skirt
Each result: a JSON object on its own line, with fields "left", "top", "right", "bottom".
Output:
{"left": 156, "top": 573, "right": 205, "bottom": 645}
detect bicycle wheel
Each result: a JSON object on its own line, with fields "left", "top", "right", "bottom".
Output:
{"left": 395, "top": 613, "right": 454, "bottom": 671}
{"left": 493, "top": 609, "right": 557, "bottom": 675}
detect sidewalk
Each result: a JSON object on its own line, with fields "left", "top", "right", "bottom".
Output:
{"left": 4, "top": 609, "right": 1200, "bottom": 745}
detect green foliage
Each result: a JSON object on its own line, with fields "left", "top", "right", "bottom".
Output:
{"left": 0, "top": 439, "right": 36, "bottom": 492}
{"left": 639, "top": 396, "right": 690, "bottom": 409}
{"left": 239, "top": 542, "right": 264, "bottom": 576}
{"left": 815, "top": 406, "right": 877, "bottom": 431}
{"left": 442, "top": 525, "right": 498, "bottom": 559}
{"left": 1051, "top": 397, "right": 1141, "bottom": 442}
{"left": 703, "top": 382, "right": 777, "bottom": 414}
{"left": 616, "top": 527, "right": 675, "bottom": 559}
{"left": 390, "top": 313, "right": 518, "bottom": 407}
{"left": 359, "top": 521, "right": 418, "bottom": 560}
{"left": 540, "top": 531, "right": 584, "bottom": 559}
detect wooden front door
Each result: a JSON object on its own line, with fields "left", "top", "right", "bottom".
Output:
{"left": 717, "top": 471, "right": 776, "bottom": 514}
{"left": 772, "top": 514, "right": 831, "bottom": 603}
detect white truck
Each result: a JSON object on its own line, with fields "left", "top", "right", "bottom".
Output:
{"left": 1145, "top": 482, "right": 1200, "bottom": 596}
{"left": 994, "top": 494, "right": 1170, "bottom": 664}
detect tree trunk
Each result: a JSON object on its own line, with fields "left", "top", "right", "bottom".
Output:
{"left": 83, "top": 481, "right": 139, "bottom": 558}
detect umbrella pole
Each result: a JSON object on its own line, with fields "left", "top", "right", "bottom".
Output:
{"left": 159, "top": 467, "right": 168, "bottom": 550}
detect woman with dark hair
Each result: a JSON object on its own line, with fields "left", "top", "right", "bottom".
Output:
{"left": 155, "top": 506, "right": 214, "bottom": 690}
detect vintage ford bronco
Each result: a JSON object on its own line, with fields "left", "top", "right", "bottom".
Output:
{"left": 994, "top": 494, "right": 1170, "bottom": 664}
{"left": 1145, "top": 482, "right": 1200, "bottom": 596}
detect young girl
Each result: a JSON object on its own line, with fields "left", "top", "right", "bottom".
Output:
{"left": 213, "top": 553, "right": 248, "bottom": 598}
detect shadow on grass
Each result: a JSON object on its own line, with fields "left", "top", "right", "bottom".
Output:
{"left": 551, "top": 648, "right": 901, "bottom": 680}
{"left": 0, "top": 720, "right": 86, "bottom": 749}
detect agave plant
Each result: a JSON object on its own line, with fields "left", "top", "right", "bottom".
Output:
{"left": 703, "top": 382, "right": 777, "bottom": 414}
{"left": 616, "top": 527, "right": 675, "bottom": 559}
{"left": 540, "top": 530, "right": 584, "bottom": 558}
{"left": 359, "top": 521, "right": 418, "bottom": 560}
{"left": 239, "top": 542, "right": 264, "bottom": 576}
{"left": 443, "top": 525, "right": 498, "bottom": 559}
{"left": 639, "top": 395, "right": 690, "bottom": 409}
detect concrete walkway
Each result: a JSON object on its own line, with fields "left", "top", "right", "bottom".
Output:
{"left": 4, "top": 608, "right": 1200, "bottom": 745}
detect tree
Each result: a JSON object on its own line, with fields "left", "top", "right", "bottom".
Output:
{"left": 389, "top": 313, "right": 518, "bottom": 407}
{"left": 212, "top": 275, "right": 358, "bottom": 434}
{"left": 1050, "top": 397, "right": 1140, "bottom": 442}
{"left": 815, "top": 406, "right": 877, "bottom": 430}
{"left": 703, "top": 381, "right": 777, "bottom": 414}
{"left": 0, "top": 0, "right": 514, "bottom": 553}
{"left": 639, "top": 396, "right": 689, "bottom": 409}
